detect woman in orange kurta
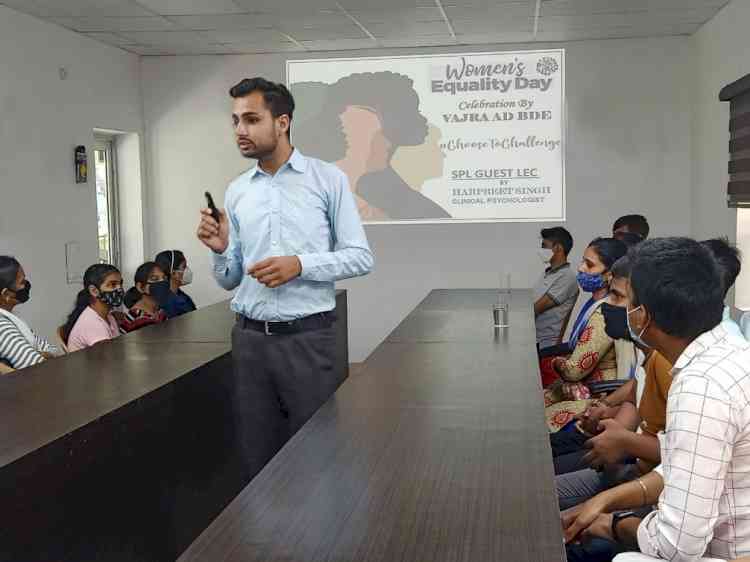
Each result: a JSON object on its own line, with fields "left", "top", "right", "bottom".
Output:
{"left": 544, "top": 238, "right": 628, "bottom": 432}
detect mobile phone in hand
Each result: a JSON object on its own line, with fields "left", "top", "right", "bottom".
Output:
{"left": 204, "top": 191, "right": 220, "bottom": 223}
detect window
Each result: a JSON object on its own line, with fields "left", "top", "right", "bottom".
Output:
{"left": 93, "top": 139, "right": 120, "bottom": 267}
{"left": 721, "top": 74, "right": 750, "bottom": 309}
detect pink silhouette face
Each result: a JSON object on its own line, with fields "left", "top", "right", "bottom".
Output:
{"left": 339, "top": 105, "right": 392, "bottom": 173}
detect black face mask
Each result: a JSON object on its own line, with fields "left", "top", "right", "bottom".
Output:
{"left": 147, "top": 280, "right": 171, "bottom": 305}
{"left": 601, "top": 302, "right": 631, "bottom": 341}
{"left": 13, "top": 280, "right": 31, "bottom": 304}
{"left": 98, "top": 287, "right": 124, "bottom": 308}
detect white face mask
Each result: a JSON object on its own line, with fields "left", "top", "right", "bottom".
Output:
{"left": 626, "top": 305, "right": 650, "bottom": 349}
{"left": 538, "top": 248, "right": 554, "bottom": 264}
{"left": 181, "top": 266, "right": 193, "bottom": 286}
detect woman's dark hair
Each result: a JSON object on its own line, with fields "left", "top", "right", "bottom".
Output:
{"left": 62, "top": 263, "right": 119, "bottom": 344}
{"left": 588, "top": 237, "right": 628, "bottom": 271}
{"left": 229, "top": 77, "right": 295, "bottom": 137}
{"left": 0, "top": 256, "right": 21, "bottom": 292}
{"left": 292, "top": 72, "right": 428, "bottom": 161}
{"left": 540, "top": 227, "right": 574, "bottom": 256}
{"left": 155, "top": 250, "right": 186, "bottom": 278}
{"left": 629, "top": 237, "right": 724, "bottom": 340}
{"left": 124, "top": 262, "right": 162, "bottom": 309}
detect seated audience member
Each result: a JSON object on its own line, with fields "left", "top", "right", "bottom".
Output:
{"left": 120, "top": 262, "right": 169, "bottom": 333}
{"left": 556, "top": 256, "right": 671, "bottom": 510}
{"left": 0, "top": 256, "right": 60, "bottom": 371}
{"left": 612, "top": 215, "right": 649, "bottom": 242}
{"left": 534, "top": 227, "right": 580, "bottom": 349}
{"left": 700, "top": 238, "right": 745, "bottom": 341}
{"left": 551, "top": 255, "right": 671, "bottom": 473}
{"left": 63, "top": 264, "right": 123, "bottom": 352}
{"left": 155, "top": 250, "right": 197, "bottom": 319}
{"left": 544, "top": 238, "right": 628, "bottom": 431}
{"left": 562, "top": 238, "right": 750, "bottom": 562}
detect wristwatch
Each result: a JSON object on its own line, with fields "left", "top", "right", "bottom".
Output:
{"left": 611, "top": 511, "right": 639, "bottom": 543}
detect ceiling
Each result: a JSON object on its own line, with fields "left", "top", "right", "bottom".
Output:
{"left": 0, "top": 0, "right": 731, "bottom": 56}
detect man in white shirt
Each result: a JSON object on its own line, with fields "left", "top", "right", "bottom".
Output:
{"left": 561, "top": 237, "right": 750, "bottom": 562}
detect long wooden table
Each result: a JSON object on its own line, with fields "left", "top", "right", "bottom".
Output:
{"left": 0, "top": 291, "right": 348, "bottom": 562}
{"left": 179, "top": 289, "right": 565, "bottom": 562}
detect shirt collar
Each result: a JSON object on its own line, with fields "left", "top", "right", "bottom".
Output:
{"left": 672, "top": 322, "right": 729, "bottom": 373}
{"left": 250, "top": 148, "right": 307, "bottom": 179}
{"left": 545, "top": 262, "right": 570, "bottom": 274}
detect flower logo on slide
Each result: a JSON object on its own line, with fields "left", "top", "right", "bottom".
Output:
{"left": 536, "top": 56, "right": 559, "bottom": 76}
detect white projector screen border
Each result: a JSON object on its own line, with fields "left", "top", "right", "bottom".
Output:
{"left": 287, "top": 49, "right": 565, "bottom": 225}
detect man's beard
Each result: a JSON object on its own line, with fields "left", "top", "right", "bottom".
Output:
{"left": 240, "top": 138, "right": 276, "bottom": 160}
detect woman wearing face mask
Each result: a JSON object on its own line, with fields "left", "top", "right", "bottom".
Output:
{"left": 63, "top": 264, "right": 124, "bottom": 352}
{"left": 154, "top": 250, "right": 197, "bottom": 319}
{"left": 120, "top": 262, "right": 169, "bottom": 333}
{"left": 543, "top": 237, "right": 628, "bottom": 432}
{"left": 0, "top": 256, "right": 60, "bottom": 373}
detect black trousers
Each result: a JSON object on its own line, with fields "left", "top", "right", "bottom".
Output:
{"left": 550, "top": 430, "right": 590, "bottom": 475}
{"left": 231, "top": 320, "right": 342, "bottom": 481}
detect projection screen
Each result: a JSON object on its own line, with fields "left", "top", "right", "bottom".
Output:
{"left": 287, "top": 49, "right": 565, "bottom": 224}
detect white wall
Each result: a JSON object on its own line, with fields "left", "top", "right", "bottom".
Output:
{"left": 0, "top": 6, "right": 143, "bottom": 342}
{"left": 141, "top": 36, "right": 692, "bottom": 362}
{"left": 691, "top": 0, "right": 750, "bottom": 308}
{"left": 140, "top": 37, "right": 692, "bottom": 361}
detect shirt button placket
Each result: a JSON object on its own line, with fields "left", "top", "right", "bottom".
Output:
{"left": 271, "top": 177, "right": 281, "bottom": 319}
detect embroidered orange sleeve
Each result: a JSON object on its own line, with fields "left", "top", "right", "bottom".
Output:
{"left": 558, "top": 309, "right": 614, "bottom": 382}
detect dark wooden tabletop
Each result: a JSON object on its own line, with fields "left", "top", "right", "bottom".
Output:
{"left": 179, "top": 289, "right": 565, "bottom": 562}
{"left": 0, "top": 301, "right": 234, "bottom": 469}
{"left": 0, "top": 292, "right": 347, "bottom": 471}
{"left": 121, "top": 300, "right": 235, "bottom": 344}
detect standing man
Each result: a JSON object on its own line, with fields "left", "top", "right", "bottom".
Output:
{"left": 534, "top": 226, "right": 579, "bottom": 349}
{"left": 197, "top": 77, "right": 374, "bottom": 479}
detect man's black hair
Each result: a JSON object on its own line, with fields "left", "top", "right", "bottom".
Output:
{"left": 701, "top": 237, "right": 741, "bottom": 299}
{"left": 230, "top": 77, "right": 295, "bottom": 137}
{"left": 610, "top": 255, "right": 632, "bottom": 280}
{"left": 541, "top": 226, "right": 574, "bottom": 256}
{"left": 613, "top": 214, "right": 650, "bottom": 239}
{"left": 617, "top": 231, "right": 643, "bottom": 248}
{"left": 629, "top": 237, "right": 724, "bottom": 340}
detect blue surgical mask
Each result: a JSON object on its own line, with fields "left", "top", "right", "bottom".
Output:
{"left": 576, "top": 271, "right": 607, "bottom": 293}
{"left": 626, "top": 305, "right": 650, "bottom": 348}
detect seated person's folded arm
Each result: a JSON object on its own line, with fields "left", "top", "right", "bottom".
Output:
{"left": 0, "top": 319, "right": 45, "bottom": 370}
{"left": 534, "top": 293, "right": 557, "bottom": 317}
{"left": 556, "top": 311, "right": 614, "bottom": 382}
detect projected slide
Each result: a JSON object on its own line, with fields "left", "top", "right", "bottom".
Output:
{"left": 287, "top": 49, "right": 565, "bottom": 224}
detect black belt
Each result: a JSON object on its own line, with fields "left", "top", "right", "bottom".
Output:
{"left": 236, "top": 311, "right": 335, "bottom": 335}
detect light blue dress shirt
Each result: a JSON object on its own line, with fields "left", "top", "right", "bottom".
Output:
{"left": 212, "top": 149, "right": 374, "bottom": 321}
